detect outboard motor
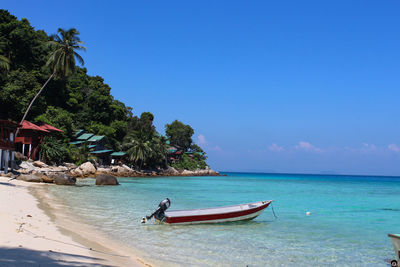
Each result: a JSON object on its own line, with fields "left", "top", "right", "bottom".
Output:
{"left": 144, "top": 198, "right": 171, "bottom": 223}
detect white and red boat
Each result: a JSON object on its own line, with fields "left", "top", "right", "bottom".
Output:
{"left": 144, "top": 198, "right": 273, "bottom": 225}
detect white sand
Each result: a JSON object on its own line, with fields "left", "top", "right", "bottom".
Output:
{"left": 0, "top": 177, "right": 150, "bottom": 267}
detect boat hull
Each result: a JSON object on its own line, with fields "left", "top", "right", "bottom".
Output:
{"left": 163, "top": 200, "right": 272, "bottom": 225}
{"left": 389, "top": 234, "right": 400, "bottom": 263}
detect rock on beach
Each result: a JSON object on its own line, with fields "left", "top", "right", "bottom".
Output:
{"left": 16, "top": 174, "right": 43, "bottom": 183}
{"left": 69, "top": 162, "right": 96, "bottom": 177}
{"left": 95, "top": 174, "right": 119, "bottom": 185}
{"left": 53, "top": 174, "right": 76, "bottom": 185}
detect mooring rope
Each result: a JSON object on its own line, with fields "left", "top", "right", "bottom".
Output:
{"left": 271, "top": 202, "right": 278, "bottom": 219}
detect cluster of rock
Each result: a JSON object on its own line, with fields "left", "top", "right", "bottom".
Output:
{"left": 16, "top": 173, "right": 77, "bottom": 185}
{"left": 11, "top": 161, "right": 119, "bottom": 186}
{"left": 63, "top": 161, "right": 219, "bottom": 178}
{"left": 3, "top": 160, "right": 220, "bottom": 186}
{"left": 94, "top": 164, "right": 220, "bottom": 177}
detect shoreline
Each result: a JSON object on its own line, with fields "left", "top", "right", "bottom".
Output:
{"left": 0, "top": 176, "right": 154, "bottom": 267}
{"left": 16, "top": 160, "right": 220, "bottom": 181}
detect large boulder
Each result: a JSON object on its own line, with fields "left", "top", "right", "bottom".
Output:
{"left": 19, "top": 161, "right": 36, "bottom": 172}
{"left": 14, "top": 152, "right": 27, "bottom": 161}
{"left": 41, "top": 175, "right": 54, "bottom": 183}
{"left": 53, "top": 174, "right": 76, "bottom": 185}
{"left": 17, "top": 174, "right": 42, "bottom": 183}
{"left": 79, "top": 162, "right": 96, "bottom": 176}
{"left": 1, "top": 172, "right": 15, "bottom": 178}
{"left": 163, "top": 167, "right": 179, "bottom": 175}
{"left": 111, "top": 165, "right": 133, "bottom": 176}
{"left": 69, "top": 168, "right": 83, "bottom": 177}
{"left": 33, "top": 161, "right": 48, "bottom": 168}
{"left": 96, "top": 167, "right": 112, "bottom": 175}
{"left": 63, "top": 163, "right": 77, "bottom": 169}
{"left": 181, "top": 170, "right": 193, "bottom": 176}
{"left": 95, "top": 174, "right": 119, "bottom": 185}
{"left": 51, "top": 166, "right": 68, "bottom": 172}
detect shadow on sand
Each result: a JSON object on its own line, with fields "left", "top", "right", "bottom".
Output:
{"left": 0, "top": 247, "right": 114, "bottom": 267}
{"left": 0, "top": 182, "right": 16, "bottom": 187}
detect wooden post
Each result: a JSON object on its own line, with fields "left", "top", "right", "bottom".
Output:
{"left": 4, "top": 150, "right": 9, "bottom": 174}
{"left": 22, "top": 144, "right": 25, "bottom": 156}
{"left": 28, "top": 144, "right": 31, "bottom": 159}
{"left": 0, "top": 149, "right": 3, "bottom": 171}
{"left": 11, "top": 151, "right": 15, "bottom": 171}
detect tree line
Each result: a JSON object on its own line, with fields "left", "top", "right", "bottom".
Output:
{"left": 0, "top": 10, "right": 207, "bottom": 170}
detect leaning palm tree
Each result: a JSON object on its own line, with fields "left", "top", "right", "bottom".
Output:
{"left": 17, "top": 28, "right": 86, "bottom": 134}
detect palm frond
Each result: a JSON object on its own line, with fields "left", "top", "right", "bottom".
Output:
{"left": 74, "top": 51, "right": 84, "bottom": 66}
{"left": 0, "top": 55, "right": 10, "bottom": 71}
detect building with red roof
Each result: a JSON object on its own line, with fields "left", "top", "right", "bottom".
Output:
{"left": 15, "top": 120, "right": 62, "bottom": 160}
{"left": 36, "top": 122, "right": 64, "bottom": 133}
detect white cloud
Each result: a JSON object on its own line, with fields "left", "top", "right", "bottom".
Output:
{"left": 196, "top": 135, "right": 221, "bottom": 151}
{"left": 208, "top": 146, "right": 222, "bottom": 151}
{"left": 361, "top": 143, "right": 377, "bottom": 152}
{"left": 268, "top": 143, "right": 284, "bottom": 152}
{"left": 295, "top": 141, "right": 322, "bottom": 152}
{"left": 388, "top": 144, "right": 400, "bottom": 152}
{"left": 197, "top": 134, "right": 207, "bottom": 145}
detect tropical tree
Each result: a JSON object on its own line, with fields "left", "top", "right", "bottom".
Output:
{"left": 148, "top": 135, "right": 169, "bottom": 168}
{"left": 68, "top": 142, "right": 96, "bottom": 165}
{"left": 0, "top": 42, "right": 10, "bottom": 71}
{"left": 18, "top": 28, "right": 86, "bottom": 134}
{"left": 123, "top": 133, "right": 152, "bottom": 169}
{"left": 0, "top": 54, "right": 9, "bottom": 70}
{"left": 39, "top": 136, "right": 68, "bottom": 164}
{"left": 165, "top": 120, "right": 194, "bottom": 152}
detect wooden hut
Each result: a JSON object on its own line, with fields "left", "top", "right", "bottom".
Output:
{"left": 110, "top": 151, "right": 127, "bottom": 165}
{"left": 15, "top": 121, "right": 62, "bottom": 160}
{"left": 0, "top": 120, "right": 20, "bottom": 173}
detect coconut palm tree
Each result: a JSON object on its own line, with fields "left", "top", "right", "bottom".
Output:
{"left": 149, "top": 135, "right": 169, "bottom": 167}
{"left": 17, "top": 28, "right": 86, "bottom": 134}
{"left": 123, "top": 134, "right": 152, "bottom": 169}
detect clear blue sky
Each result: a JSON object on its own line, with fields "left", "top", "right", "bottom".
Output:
{"left": 4, "top": 1, "right": 400, "bottom": 175}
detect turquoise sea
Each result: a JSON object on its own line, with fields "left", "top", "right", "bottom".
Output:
{"left": 48, "top": 173, "right": 400, "bottom": 266}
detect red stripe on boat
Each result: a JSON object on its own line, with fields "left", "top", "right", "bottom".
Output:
{"left": 165, "top": 202, "right": 271, "bottom": 224}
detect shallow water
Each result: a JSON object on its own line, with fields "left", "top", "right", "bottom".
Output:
{"left": 48, "top": 173, "right": 400, "bottom": 266}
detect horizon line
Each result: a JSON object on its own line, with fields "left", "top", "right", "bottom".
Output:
{"left": 218, "top": 171, "right": 400, "bottom": 178}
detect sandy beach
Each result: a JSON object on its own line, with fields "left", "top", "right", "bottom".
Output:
{"left": 0, "top": 176, "right": 150, "bottom": 267}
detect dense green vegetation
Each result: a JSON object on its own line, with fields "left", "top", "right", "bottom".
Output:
{"left": 0, "top": 10, "right": 208, "bottom": 170}
{"left": 38, "top": 136, "right": 68, "bottom": 164}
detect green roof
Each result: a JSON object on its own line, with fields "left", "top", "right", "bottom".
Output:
{"left": 69, "top": 141, "right": 84, "bottom": 145}
{"left": 90, "top": 149, "right": 113, "bottom": 154}
{"left": 76, "top": 133, "right": 94, "bottom": 140}
{"left": 88, "top": 144, "right": 96, "bottom": 149}
{"left": 111, "top": 152, "right": 127, "bottom": 157}
{"left": 75, "top": 129, "right": 84, "bottom": 137}
{"left": 185, "top": 151, "right": 204, "bottom": 155}
{"left": 87, "top": 135, "right": 104, "bottom": 142}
